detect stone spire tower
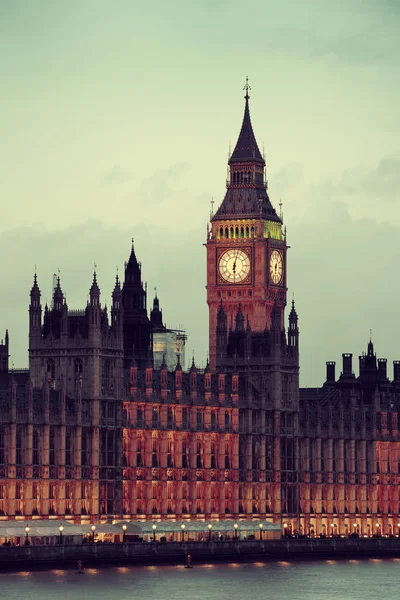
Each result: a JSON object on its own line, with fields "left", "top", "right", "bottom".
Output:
{"left": 206, "top": 79, "right": 288, "bottom": 370}
{"left": 121, "top": 240, "right": 152, "bottom": 372}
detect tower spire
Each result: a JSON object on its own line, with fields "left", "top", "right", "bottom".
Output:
{"left": 229, "top": 77, "right": 264, "bottom": 166}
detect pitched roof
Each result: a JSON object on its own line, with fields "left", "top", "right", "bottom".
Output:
{"left": 229, "top": 93, "right": 264, "bottom": 165}
{"left": 213, "top": 187, "right": 280, "bottom": 221}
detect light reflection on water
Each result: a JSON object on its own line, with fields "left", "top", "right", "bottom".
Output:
{"left": 2, "top": 559, "right": 400, "bottom": 599}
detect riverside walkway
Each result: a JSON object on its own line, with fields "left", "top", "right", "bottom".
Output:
{"left": 0, "top": 538, "right": 400, "bottom": 569}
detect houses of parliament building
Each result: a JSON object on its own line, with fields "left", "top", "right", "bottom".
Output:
{"left": 0, "top": 85, "right": 399, "bottom": 538}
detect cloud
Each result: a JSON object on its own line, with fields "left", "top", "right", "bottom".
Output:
{"left": 135, "top": 162, "right": 192, "bottom": 205}
{"left": 340, "top": 155, "right": 400, "bottom": 199}
{"left": 0, "top": 219, "right": 208, "bottom": 372}
{"left": 101, "top": 165, "right": 133, "bottom": 185}
{"left": 313, "top": 155, "right": 400, "bottom": 223}
{"left": 2, "top": 156, "right": 400, "bottom": 387}
{"left": 289, "top": 193, "right": 400, "bottom": 385}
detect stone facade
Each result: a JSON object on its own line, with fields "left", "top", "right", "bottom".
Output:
{"left": 0, "top": 88, "right": 398, "bottom": 537}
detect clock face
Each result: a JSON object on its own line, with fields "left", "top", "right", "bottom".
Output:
{"left": 270, "top": 250, "right": 283, "bottom": 284}
{"left": 218, "top": 249, "right": 250, "bottom": 283}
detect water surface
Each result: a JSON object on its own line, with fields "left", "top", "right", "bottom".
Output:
{"left": 0, "top": 558, "right": 399, "bottom": 599}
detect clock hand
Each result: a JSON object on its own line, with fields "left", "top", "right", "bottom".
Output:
{"left": 232, "top": 249, "right": 240, "bottom": 272}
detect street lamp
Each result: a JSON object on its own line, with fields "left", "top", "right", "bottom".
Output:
{"left": 376, "top": 523, "right": 380, "bottom": 537}
{"left": 24, "top": 525, "right": 30, "bottom": 546}
{"left": 353, "top": 523, "right": 357, "bottom": 537}
{"left": 330, "top": 523, "right": 334, "bottom": 538}
{"left": 207, "top": 523, "right": 212, "bottom": 541}
{"left": 397, "top": 522, "right": 400, "bottom": 538}
{"left": 122, "top": 524, "right": 127, "bottom": 543}
{"left": 259, "top": 522, "right": 264, "bottom": 541}
{"left": 181, "top": 523, "right": 186, "bottom": 542}
{"left": 234, "top": 523, "right": 239, "bottom": 540}
{"left": 91, "top": 524, "right": 96, "bottom": 543}
{"left": 283, "top": 522, "right": 288, "bottom": 538}
{"left": 59, "top": 524, "right": 64, "bottom": 545}
{"left": 152, "top": 524, "right": 157, "bottom": 542}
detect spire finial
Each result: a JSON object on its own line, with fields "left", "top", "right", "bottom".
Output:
{"left": 279, "top": 198, "right": 283, "bottom": 220}
{"left": 210, "top": 197, "right": 215, "bottom": 219}
{"left": 243, "top": 76, "right": 251, "bottom": 100}
{"left": 131, "top": 237, "right": 134, "bottom": 249}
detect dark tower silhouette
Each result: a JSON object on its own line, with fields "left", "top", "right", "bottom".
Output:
{"left": 121, "top": 240, "right": 152, "bottom": 372}
{"left": 216, "top": 301, "right": 227, "bottom": 358}
{"left": 0, "top": 330, "right": 9, "bottom": 374}
{"left": 111, "top": 274, "right": 123, "bottom": 339}
{"left": 150, "top": 294, "right": 165, "bottom": 331}
{"left": 288, "top": 299, "right": 299, "bottom": 352}
{"left": 29, "top": 273, "right": 42, "bottom": 346}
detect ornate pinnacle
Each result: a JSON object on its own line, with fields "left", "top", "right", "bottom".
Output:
{"left": 243, "top": 76, "right": 251, "bottom": 99}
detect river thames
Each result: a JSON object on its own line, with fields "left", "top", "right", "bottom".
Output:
{"left": 0, "top": 559, "right": 399, "bottom": 599}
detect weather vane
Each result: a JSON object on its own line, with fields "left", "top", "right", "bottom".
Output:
{"left": 243, "top": 76, "right": 251, "bottom": 98}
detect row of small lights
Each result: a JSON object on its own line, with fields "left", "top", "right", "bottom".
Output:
{"left": 22, "top": 521, "right": 398, "bottom": 538}
{"left": 283, "top": 523, "right": 400, "bottom": 532}
{"left": 22, "top": 522, "right": 254, "bottom": 541}
{"left": 21, "top": 520, "right": 400, "bottom": 545}
{"left": 147, "top": 522, "right": 264, "bottom": 541}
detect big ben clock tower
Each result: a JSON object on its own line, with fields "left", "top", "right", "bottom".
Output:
{"left": 206, "top": 80, "right": 287, "bottom": 370}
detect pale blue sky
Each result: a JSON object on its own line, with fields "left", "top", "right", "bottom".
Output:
{"left": 1, "top": 0, "right": 399, "bottom": 384}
